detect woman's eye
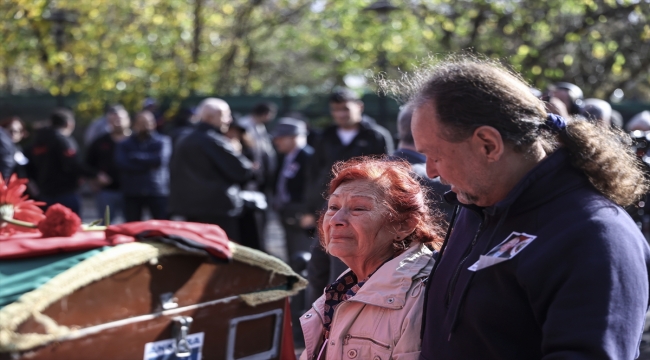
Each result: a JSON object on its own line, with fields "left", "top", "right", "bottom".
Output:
{"left": 328, "top": 205, "right": 339, "bottom": 211}
{"left": 353, "top": 207, "right": 368, "bottom": 211}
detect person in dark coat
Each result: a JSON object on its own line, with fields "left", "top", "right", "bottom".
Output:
{"left": 29, "top": 108, "right": 96, "bottom": 215}
{"left": 407, "top": 58, "right": 650, "bottom": 359}
{"left": 0, "top": 118, "right": 17, "bottom": 181}
{"left": 238, "top": 102, "right": 278, "bottom": 194}
{"left": 86, "top": 106, "right": 131, "bottom": 223}
{"left": 115, "top": 111, "right": 171, "bottom": 222}
{"left": 0, "top": 117, "right": 38, "bottom": 197}
{"left": 166, "top": 107, "right": 197, "bottom": 147}
{"left": 389, "top": 104, "right": 453, "bottom": 220}
{"left": 271, "top": 117, "right": 314, "bottom": 347}
{"left": 169, "top": 98, "right": 253, "bottom": 242}
{"left": 224, "top": 117, "right": 264, "bottom": 250}
{"left": 271, "top": 118, "right": 314, "bottom": 268}
{"left": 303, "top": 88, "right": 395, "bottom": 305}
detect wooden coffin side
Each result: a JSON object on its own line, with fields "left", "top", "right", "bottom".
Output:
{"left": 0, "top": 241, "right": 307, "bottom": 356}
{"left": 17, "top": 254, "right": 288, "bottom": 331}
{"left": 3, "top": 298, "right": 288, "bottom": 360}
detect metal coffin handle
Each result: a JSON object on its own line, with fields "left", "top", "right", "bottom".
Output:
{"left": 172, "top": 316, "right": 194, "bottom": 358}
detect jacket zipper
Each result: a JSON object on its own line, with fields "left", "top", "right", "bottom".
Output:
{"left": 445, "top": 219, "right": 486, "bottom": 308}
{"left": 343, "top": 334, "right": 391, "bottom": 349}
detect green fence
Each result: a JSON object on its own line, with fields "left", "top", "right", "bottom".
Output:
{"left": 1, "top": 93, "right": 648, "bottom": 135}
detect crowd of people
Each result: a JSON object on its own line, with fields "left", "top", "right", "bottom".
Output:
{"left": 1, "top": 56, "right": 650, "bottom": 358}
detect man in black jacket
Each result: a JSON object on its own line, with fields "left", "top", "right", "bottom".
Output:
{"left": 30, "top": 108, "right": 96, "bottom": 215}
{"left": 303, "top": 88, "right": 394, "bottom": 304}
{"left": 239, "top": 102, "right": 278, "bottom": 194}
{"left": 408, "top": 58, "right": 650, "bottom": 359}
{"left": 169, "top": 98, "right": 253, "bottom": 242}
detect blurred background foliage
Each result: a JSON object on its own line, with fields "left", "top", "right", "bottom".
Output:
{"left": 1, "top": 0, "right": 649, "bottom": 121}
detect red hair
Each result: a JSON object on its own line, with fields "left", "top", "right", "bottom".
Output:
{"left": 318, "top": 156, "right": 445, "bottom": 250}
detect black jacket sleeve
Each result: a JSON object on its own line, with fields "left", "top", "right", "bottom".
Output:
{"left": 85, "top": 138, "right": 100, "bottom": 170}
{"left": 58, "top": 137, "right": 96, "bottom": 178}
{"left": 201, "top": 134, "right": 253, "bottom": 184}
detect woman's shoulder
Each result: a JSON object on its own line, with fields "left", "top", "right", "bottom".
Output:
{"left": 349, "top": 244, "right": 434, "bottom": 307}
{"left": 397, "top": 243, "right": 435, "bottom": 278}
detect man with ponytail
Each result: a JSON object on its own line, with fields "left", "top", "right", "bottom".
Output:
{"left": 393, "top": 56, "right": 650, "bottom": 359}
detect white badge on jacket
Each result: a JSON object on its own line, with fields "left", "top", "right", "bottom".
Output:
{"left": 468, "top": 231, "right": 537, "bottom": 271}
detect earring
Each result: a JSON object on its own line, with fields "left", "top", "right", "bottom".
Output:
{"left": 393, "top": 237, "right": 407, "bottom": 251}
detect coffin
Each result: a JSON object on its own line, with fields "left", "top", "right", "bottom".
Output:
{"left": 0, "top": 223, "right": 307, "bottom": 360}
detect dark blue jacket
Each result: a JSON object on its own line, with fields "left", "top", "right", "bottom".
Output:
{"left": 115, "top": 132, "right": 171, "bottom": 196}
{"left": 420, "top": 149, "right": 650, "bottom": 360}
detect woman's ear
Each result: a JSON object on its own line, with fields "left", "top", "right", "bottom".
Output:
{"left": 392, "top": 217, "right": 417, "bottom": 240}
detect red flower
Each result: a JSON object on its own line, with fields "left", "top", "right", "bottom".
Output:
{"left": 38, "top": 204, "right": 81, "bottom": 237}
{"left": 0, "top": 174, "right": 45, "bottom": 235}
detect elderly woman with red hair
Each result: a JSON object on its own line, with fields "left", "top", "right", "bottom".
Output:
{"left": 299, "top": 157, "right": 444, "bottom": 360}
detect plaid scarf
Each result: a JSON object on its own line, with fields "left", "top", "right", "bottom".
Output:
{"left": 322, "top": 270, "right": 367, "bottom": 339}
{"left": 321, "top": 254, "right": 397, "bottom": 339}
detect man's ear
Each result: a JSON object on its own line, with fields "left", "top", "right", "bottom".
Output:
{"left": 472, "top": 126, "right": 504, "bottom": 162}
{"left": 357, "top": 100, "right": 365, "bottom": 113}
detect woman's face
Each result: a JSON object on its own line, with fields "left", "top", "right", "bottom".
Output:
{"left": 322, "top": 180, "right": 395, "bottom": 268}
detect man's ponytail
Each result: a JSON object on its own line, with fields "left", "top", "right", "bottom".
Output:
{"left": 557, "top": 119, "right": 648, "bottom": 207}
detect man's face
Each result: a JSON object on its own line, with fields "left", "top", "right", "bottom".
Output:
{"left": 65, "top": 118, "right": 76, "bottom": 134}
{"left": 203, "top": 104, "right": 232, "bottom": 130}
{"left": 7, "top": 120, "right": 24, "bottom": 143}
{"left": 133, "top": 113, "right": 155, "bottom": 135}
{"left": 222, "top": 106, "right": 232, "bottom": 126}
{"left": 273, "top": 135, "right": 298, "bottom": 154}
{"left": 107, "top": 110, "right": 130, "bottom": 132}
{"left": 412, "top": 103, "right": 492, "bottom": 206}
{"left": 330, "top": 100, "right": 363, "bottom": 128}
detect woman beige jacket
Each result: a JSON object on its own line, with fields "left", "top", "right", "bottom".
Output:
{"left": 299, "top": 243, "right": 435, "bottom": 360}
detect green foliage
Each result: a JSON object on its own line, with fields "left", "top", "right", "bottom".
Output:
{"left": 1, "top": 0, "right": 649, "bottom": 122}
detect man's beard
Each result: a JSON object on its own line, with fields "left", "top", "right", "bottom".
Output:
{"left": 440, "top": 177, "right": 480, "bottom": 205}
